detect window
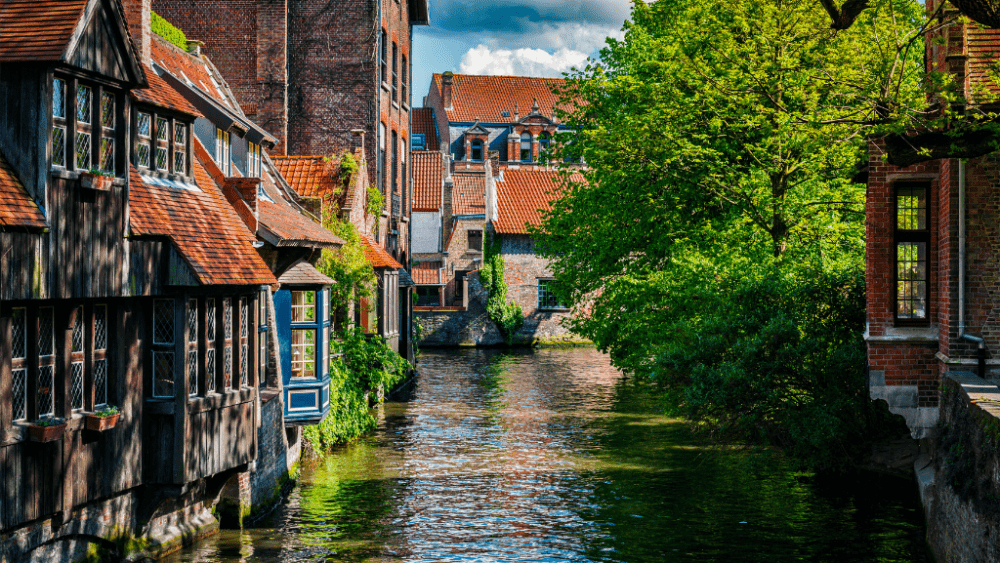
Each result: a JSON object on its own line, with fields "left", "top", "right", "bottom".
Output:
{"left": 94, "top": 305, "right": 108, "bottom": 408}
{"left": 216, "top": 128, "right": 231, "bottom": 175}
{"left": 155, "top": 117, "right": 169, "bottom": 172}
{"left": 412, "top": 133, "right": 426, "bottom": 151}
{"left": 291, "top": 290, "right": 328, "bottom": 380}
{"left": 152, "top": 299, "right": 175, "bottom": 398}
{"left": 468, "top": 229, "right": 483, "bottom": 251}
{"left": 402, "top": 54, "right": 408, "bottom": 104}
{"left": 392, "top": 42, "right": 398, "bottom": 102}
{"left": 187, "top": 299, "right": 198, "bottom": 397}
{"left": 895, "top": 184, "right": 930, "bottom": 323}
{"left": 401, "top": 139, "right": 407, "bottom": 213}
{"left": 258, "top": 288, "right": 269, "bottom": 387}
{"left": 240, "top": 297, "right": 249, "bottom": 387}
{"left": 538, "top": 131, "right": 551, "bottom": 161}
{"left": 174, "top": 122, "right": 187, "bottom": 176}
{"left": 52, "top": 78, "right": 67, "bottom": 168}
{"left": 100, "top": 92, "right": 115, "bottom": 173}
{"left": 248, "top": 142, "right": 261, "bottom": 177}
{"left": 223, "top": 298, "right": 233, "bottom": 390}
{"left": 520, "top": 132, "right": 532, "bottom": 162}
{"left": 206, "top": 298, "right": 216, "bottom": 393}
{"left": 70, "top": 306, "right": 84, "bottom": 411}
{"left": 538, "top": 280, "right": 567, "bottom": 310}
{"left": 380, "top": 30, "right": 387, "bottom": 84}
{"left": 11, "top": 308, "right": 27, "bottom": 422}
{"left": 76, "top": 84, "right": 92, "bottom": 170}
{"left": 392, "top": 130, "right": 398, "bottom": 195}
{"left": 470, "top": 139, "right": 483, "bottom": 161}
{"left": 137, "top": 112, "right": 152, "bottom": 168}
{"left": 378, "top": 122, "right": 386, "bottom": 195}
{"left": 415, "top": 286, "right": 440, "bottom": 306}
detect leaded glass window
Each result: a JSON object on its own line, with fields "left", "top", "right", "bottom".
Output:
{"left": 223, "top": 298, "right": 233, "bottom": 389}
{"left": 71, "top": 306, "right": 84, "bottom": 411}
{"left": 137, "top": 112, "right": 151, "bottom": 169}
{"left": 156, "top": 117, "right": 168, "bottom": 172}
{"left": 11, "top": 308, "right": 27, "bottom": 422}
{"left": 94, "top": 304, "right": 108, "bottom": 407}
{"left": 188, "top": 299, "right": 198, "bottom": 397}
{"left": 76, "top": 84, "right": 92, "bottom": 169}
{"left": 37, "top": 307, "right": 55, "bottom": 418}
{"left": 100, "top": 92, "right": 115, "bottom": 173}
{"left": 174, "top": 122, "right": 187, "bottom": 176}
{"left": 152, "top": 299, "right": 174, "bottom": 398}
{"left": 206, "top": 298, "right": 216, "bottom": 394}
{"left": 52, "top": 78, "right": 66, "bottom": 167}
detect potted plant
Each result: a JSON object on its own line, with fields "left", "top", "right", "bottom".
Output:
{"left": 85, "top": 405, "right": 120, "bottom": 432}
{"left": 28, "top": 417, "right": 66, "bottom": 443}
{"left": 79, "top": 167, "right": 114, "bottom": 190}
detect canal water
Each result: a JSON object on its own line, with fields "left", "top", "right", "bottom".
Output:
{"left": 163, "top": 347, "right": 931, "bottom": 563}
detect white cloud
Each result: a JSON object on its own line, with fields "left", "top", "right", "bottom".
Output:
{"left": 459, "top": 44, "right": 590, "bottom": 77}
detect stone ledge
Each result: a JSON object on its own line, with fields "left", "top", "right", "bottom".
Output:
{"left": 865, "top": 325, "right": 938, "bottom": 343}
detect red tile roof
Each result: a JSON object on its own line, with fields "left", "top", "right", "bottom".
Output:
{"left": 150, "top": 34, "right": 229, "bottom": 105}
{"left": 361, "top": 233, "right": 402, "bottom": 270}
{"left": 411, "top": 151, "right": 443, "bottom": 211}
{"left": 0, "top": 0, "right": 88, "bottom": 62}
{"left": 412, "top": 261, "right": 442, "bottom": 285}
{"left": 452, "top": 171, "right": 485, "bottom": 215}
{"left": 271, "top": 155, "right": 343, "bottom": 202}
{"left": 432, "top": 74, "right": 570, "bottom": 123}
{"left": 131, "top": 69, "right": 201, "bottom": 117}
{"left": 494, "top": 168, "right": 583, "bottom": 235}
{"left": 258, "top": 170, "right": 344, "bottom": 248}
{"left": 0, "top": 150, "right": 46, "bottom": 229}
{"left": 411, "top": 107, "right": 440, "bottom": 150}
{"left": 128, "top": 143, "right": 275, "bottom": 286}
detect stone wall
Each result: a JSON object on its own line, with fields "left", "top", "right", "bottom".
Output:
{"left": 501, "top": 234, "right": 582, "bottom": 344}
{"left": 248, "top": 392, "right": 299, "bottom": 516}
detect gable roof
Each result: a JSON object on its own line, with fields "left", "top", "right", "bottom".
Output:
{"left": 360, "top": 233, "right": 402, "bottom": 270}
{"left": 412, "top": 261, "right": 442, "bottom": 285}
{"left": 433, "top": 73, "right": 568, "bottom": 124}
{"left": 257, "top": 168, "right": 344, "bottom": 248}
{"left": 128, "top": 139, "right": 275, "bottom": 286}
{"left": 411, "top": 107, "right": 440, "bottom": 150}
{"left": 271, "top": 156, "right": 341, "bottom": 201}
{"left": 131, "top": 68, "right": 200, "bottom": 116}
{"left": 277, "top": 258, "right": 333, "bottom": 285}
{"left": 0, "top": 0, "right": 146, "bottom": 84}
{"left": 0, "top": 150, "right": 46, "bottom": 229}
{"left": 452, "top": 171, "right": 485, "bottom": 216}
{"left": 412, "top": 151, "right": 443, "bottom": 211}
{"left": 494, "top": 168, "right": 583, "bottom": 235}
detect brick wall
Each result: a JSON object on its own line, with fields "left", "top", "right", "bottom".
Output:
{"left": 443, "top": 217, "right": 484, "bottom": 304}
{"left": 500, "top": 234, "right": 580, "bottom": 343}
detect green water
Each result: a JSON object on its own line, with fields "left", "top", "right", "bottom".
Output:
{"left": 163, "top": 347, "right": 931, "bottom": 562}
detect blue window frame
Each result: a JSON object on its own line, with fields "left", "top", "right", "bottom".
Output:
{"left": 275, "top": 285, "right": 331, "bottom": 424}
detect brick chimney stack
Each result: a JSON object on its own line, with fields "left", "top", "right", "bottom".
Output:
{"left": 442, "top": 71, "right": 454, "bottom": 110}
{"left": 121, "top": 0, "right": 151, "bottom": 68}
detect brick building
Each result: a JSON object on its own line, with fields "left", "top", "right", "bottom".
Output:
{"left": 150, "top": 0, "right": 429, "bottom": 264}
{"left": 865, "top": 6, "right": 1000, "bottom": 438}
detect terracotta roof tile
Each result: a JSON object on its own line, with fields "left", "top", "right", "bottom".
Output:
{"left": 258, "top": 169, "right": 344, "bottom": 248}
{"left": 0, "top": 0, "right": 88, "bottom": 62}
{"left": 452, "top": 171, "right": 485, "bottom": 215}
{"left": 131, "top": 69, "right": 201, "bottom": 116}
{"left": 0, "top": 150, "right": 46, "bottom": 229}
{"left": 412, "top": 261, "right": 442, "bottom": 285}
{"left": 150, "top": 34, "right": 229, "bottom": 105}
{"left": 277, "top": 259, "right": 333, "bottom": 285}
{"left": 271, "top": 155, "right": 343, "bottom": 203}
{"left": 411, "top": 107, "right": 440, "bottom": 150}
{"left": 432, "top": 73, "right": 571, "bottom": 123}
{"left": 495, "top": 168, "right": 583, "bottom": 235}
{"left": 361, "top": 233, "right": 402, "bottom": 269}
{"left": 411, "top": 151, "right": 443, "bottom": 211}
{"left": 129, "top": 141, "right": 275, "bottom": 286}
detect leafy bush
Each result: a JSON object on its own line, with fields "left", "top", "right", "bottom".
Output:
{"left": 366, "top": 185, "right": 384, "bottom": 218}
{"left": 302, "top": 326, "right": 410, "bottom": 452}
{"left": 480, "top": 231, "right": 523, "bottom": 343}
{"left": 150, "top": 11, "right": 187, "bottom": 50}
{"left": 339, "top": 151, "right": 359, "bottom": 186}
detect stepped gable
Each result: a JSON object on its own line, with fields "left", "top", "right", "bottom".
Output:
{"left": 257, "top": 169, "right": 343, "bottom": 248}
{"left": 0, "top": 150, "right": 45, "bottom": 229}
{"left": 411, "top": 107, "right": 440, "bottom": 150}
{"left": 432, "top": 73, "right": 567, "bottom": 123}
{"left": 128, "top": 141, "right": 275, "bottom": 285}
{"left": 494, "top": 168, "right": 584, "bottom": 235}
{"left": 361, "top": 233, "right": 402, "bottom": 269}
{"left": 452, "top": 171, "right": 485, "bottom": 215}
{"left": 411, "top": 151, "right": 443, "bottom": 211}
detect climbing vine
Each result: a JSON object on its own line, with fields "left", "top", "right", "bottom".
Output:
{"left": 366, "top": 185, "right": 384, "bottom": 218}
{"left": 479, "top": 231, "right": 524, "bottom": 344}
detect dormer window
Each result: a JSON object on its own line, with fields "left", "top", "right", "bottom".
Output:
{"left": 248, "top": 142, "right": 261, "bottom": 177}
{"left": 52, "top": 75, "right": 123, "bottom": 177}
{"left": 137, "top": 112, "right": 151, "bottom": 168}
{"left": 470, "top": 139, "right": 483, "bottom": 161}
{"left": 135, "top": 110, "right": 190, "bottom": 177}
{"left": 520, "top": 132, "right": 532, "bottom": 162}
{"left": 155, "top": 117, "right": 169, "bottom": 171}
{"left": 538, "top": 131, "right": 550, "bottom": 161}
{"left": 216, "top": 128, "right": 231, "bottom": 175}
{"left": 173, "top": 123, "right": 187, "bottom": 175}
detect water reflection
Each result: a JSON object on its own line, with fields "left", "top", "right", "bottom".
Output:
{"left": 162, "top": 348, "right": 929, "bottom": 563}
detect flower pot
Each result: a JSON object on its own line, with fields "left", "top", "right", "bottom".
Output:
{"left": 28, "top": 422, "right": 66, "bottom": 443}
{"left": 85, "top": 413, "right": 120, "bottom": 432}
{"left": 79, "top": 171, "right": 113, "bottom": 191}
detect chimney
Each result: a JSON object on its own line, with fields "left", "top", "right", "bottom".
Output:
{"left": 442, "top": 71, "right": 454, "bottom": 110}
{"left": 121, "top": 0, "right": 151, "bottom": 68}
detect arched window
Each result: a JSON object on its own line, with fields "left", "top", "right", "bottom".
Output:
{"left": 470, "top": 139, "right": 483, "bottom": 161}
{"left": 538, "top": 132, "right": 551, "bottom": 161}
{"left": 520, "top": 132, "right": 532, "bottom": 162}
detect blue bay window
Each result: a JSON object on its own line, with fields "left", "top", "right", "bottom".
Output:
{"left": 275, "top": 285, "right": 331, "bottom": 424}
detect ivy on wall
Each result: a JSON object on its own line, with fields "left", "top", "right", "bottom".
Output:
{"left": 479, "top": 231, "right": 524, "bottom": 344}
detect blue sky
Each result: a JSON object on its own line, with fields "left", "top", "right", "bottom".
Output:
{"left": 410, "top": 0, "right": 633, "bottom": 105}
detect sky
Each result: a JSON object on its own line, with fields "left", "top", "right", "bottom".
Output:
{"left": 410, "top": 0, "right": 633, "bottom": 106}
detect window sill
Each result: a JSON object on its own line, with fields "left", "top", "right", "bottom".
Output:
{"left": 381, "top": 81, "right": 391, "bottom": 93}
{"left": 864, "top": 325, "right": 937, "bottom": 343}
{"left": 51, "top": 168, "right": 126, "bottom": 186}
{"left": 393, "top": 101, "right": 400, "bottom": 110}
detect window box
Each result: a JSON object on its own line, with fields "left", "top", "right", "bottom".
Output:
{"left": 85, "top": 406, "right": 120, "bottom": 432}
{"left": 28, "top": 419, "right": 66, "bottom": 443}
{"left": 79, "top": 170, "right": 113, "bottom": 191}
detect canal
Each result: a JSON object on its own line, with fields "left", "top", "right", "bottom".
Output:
{"left": 163, "top": 347, "right": 931, "bottom": 562}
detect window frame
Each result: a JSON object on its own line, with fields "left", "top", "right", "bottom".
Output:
{"left": 467, "top": 229, "right": 483, "bottom": 251}
{"left": 133, "top": 106, "right": 191, "bottom": 179}
{"left": 469, "top": 139, "right": 483, "bottom": 162}
{"left": 893, "top": 182, "right": 931, "bottom": 326}
{"left": 520, "top": 132, "right": 532, "bottom": 162}
{"left": 50, "top": 74, "right": 125, "bottom": 178}
{"left": 538, "top": 279, "right": 568, "bottom": 311}
{"left": 289, "top": 288, "right": 329, "bottom": 382}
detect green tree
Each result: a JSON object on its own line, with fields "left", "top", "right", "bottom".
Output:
{"left": 535, "top": 0, "right": 920, "bottom": 468}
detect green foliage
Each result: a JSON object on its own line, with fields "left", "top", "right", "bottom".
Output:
{"left": 480, "top": 231, "right": 523, "bottom": 344}
{"left": 533, "top": 0, "right": 924, "bottom": 469}
{"left": 339, "top": 151, "right": 359, "bottom": 186}
{"left": 365, "top": 185, "right": 384, "bottom": 218}
{"left": 33, "top": 417, "right": 64, "bottom": 427}
{"left": 150, "top": 11, "right": 187, "bottom": 50}
{"left": 303, "top": 326, "right": 410, "bottom": 452}
{"left": 317, "top": 217, "right": 377, "bottom": 325}
{"left": 93, "top": 405, "right": 119, "bottom": 417}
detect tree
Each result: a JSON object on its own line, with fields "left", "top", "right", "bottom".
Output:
{"left": 535, "top": 0, "right": 919, "bottom": 468}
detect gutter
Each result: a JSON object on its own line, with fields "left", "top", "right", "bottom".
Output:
{"left": 958, "top": 158, "right": 987, "bottom": 377}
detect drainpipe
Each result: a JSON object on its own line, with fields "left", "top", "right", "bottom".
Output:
{"left": 958, "top": 158, "right": 987, "bottom": 378}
